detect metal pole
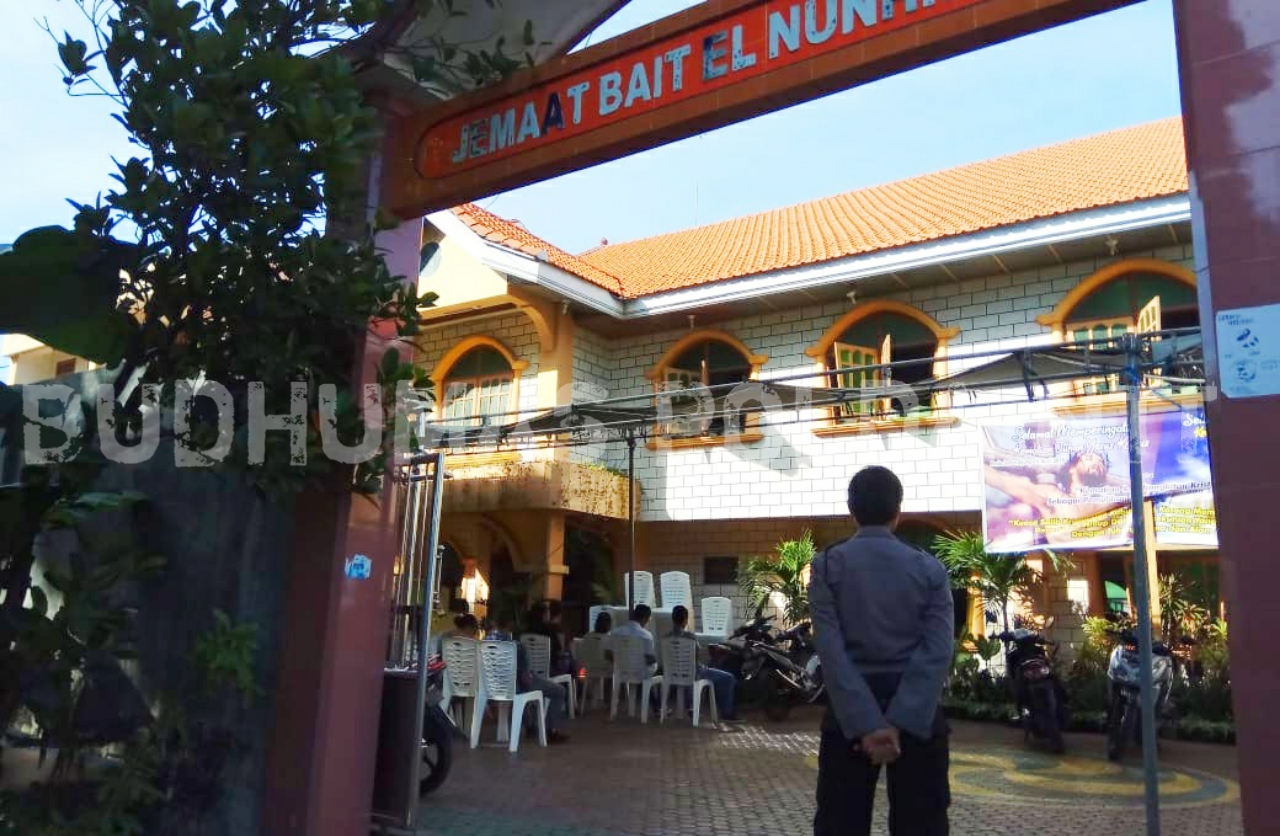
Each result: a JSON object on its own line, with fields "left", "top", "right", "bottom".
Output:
{"left": 406, "top": 452, "right": 446, "bottom": 830}
{"left": 627, "top": 433, "right": 636, "bottom": 613}
{"left": 399, "top": 461, "right": 425, "bottom": 663}
{"left": 390, "top": 474, "right": 413, "bottom": 662}
{"left": 1125, "top": 334, "right": 1162, "bottom": 836}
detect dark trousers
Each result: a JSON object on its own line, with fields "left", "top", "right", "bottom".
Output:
{"left": 814, "top": 675, "right": 950, "bottom": 836}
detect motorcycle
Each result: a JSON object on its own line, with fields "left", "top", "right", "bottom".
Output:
{"left": 706, "top": 613, "right": 779, "bottom": 679}
{"left": 1105, "top": 629, "right": 1174, "bottom": 762}
{"left": 999, "top": 628, "right": 1068, "bottom": 754}
{"left": 710, "top": 614, "right": 824, "bottom": 721}
{"left": 419, "top": 654, "right": 456, "bottom": 796}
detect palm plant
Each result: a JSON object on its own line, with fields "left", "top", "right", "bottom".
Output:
{"left": 934, "top": 530, "right": 1069, "bottom": 634}
{"left": 739, "top": 531, "right": 816, "bottom": 625}
{"left": 1158, "top": 572, "right": 1210, "bottom": 646}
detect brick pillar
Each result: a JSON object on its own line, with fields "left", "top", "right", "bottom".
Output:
{"left": 262, "top": 215, "right": 422, "bottom": 836}
{"left": 1172, "top": 3, "right": 1280, "bottom": 831}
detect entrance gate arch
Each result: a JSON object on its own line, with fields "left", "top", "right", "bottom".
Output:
{"left": 271, "top": 3, "right": 1280, "bottom": 834}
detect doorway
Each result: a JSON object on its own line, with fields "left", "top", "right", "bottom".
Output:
{"left": 564, "top": 525, "right": 616, "bottom": 636}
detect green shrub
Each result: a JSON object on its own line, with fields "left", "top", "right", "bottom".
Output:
{"left": 1172, "top": 676, "right": 1233, "bottom": 724}
{"left": 1076, "top": 616, "right": 1120, "bottom": 674}
{"left": 1195, "top": 619, "right": 1230, "bottom": 680}
{"left": 1065, "top": 665, "right": 1111, "bottom": 714}
{"left": 1176, "top": 716, "right": 1236, "bottom": 744}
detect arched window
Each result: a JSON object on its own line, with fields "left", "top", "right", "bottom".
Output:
{"left": 807, "top": 301, "right": 958, "bottom": 423}
{"left": 441, "top": 345, "right": 515, "bottom": 426}
{"left": 1038, "top": 260, "right": 1198, "bottom": 395}
{"left": 1063, "top": 273, "right": 1197, "bottom": 343}
{"left": 647, "top": 331, "right": 767, "bottom": 439}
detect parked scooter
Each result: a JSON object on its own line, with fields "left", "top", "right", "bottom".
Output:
{"left": 419, "top": 654, "right": 456, "bottom": 796}
{"left": 710, "top": 614, "right": 824, "bottom": 721}
{"left": 999, "top": 628, "right": 1068, "bottom": 754}
{"left": 1105, "top": 629, "right": 1174, "bottom": 762}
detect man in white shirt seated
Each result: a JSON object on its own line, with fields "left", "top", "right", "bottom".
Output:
{"left": 609, "top": 604, "right": 658, "bottom": 676}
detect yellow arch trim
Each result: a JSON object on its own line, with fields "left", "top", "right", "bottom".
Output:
{"left": 645, "top": 329, "right": 768, "bottom": 382}
{"left": 429, "top": 334, "right": 529, "bottom": 387}
{"left": 1036, "top": 258, "right": 1197, "bottom": 330}
{"left": 806, "top": 299, "right": 960, "bottom": 360}
{"left": 478, "top": 514, "right": 524, "bottom": 568}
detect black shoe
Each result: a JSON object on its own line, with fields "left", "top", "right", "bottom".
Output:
{"left": 548, "top": 730, "right": 570, "bottom": 745}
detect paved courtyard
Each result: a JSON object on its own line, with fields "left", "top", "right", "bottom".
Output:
{"left": 412, "top": 706, "right": 1242, "bottom": 836}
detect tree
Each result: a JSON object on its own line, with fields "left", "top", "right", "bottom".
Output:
{"left": 934, "top": 530, "right": 1068, "bottom": 634}
{"left": 739, "top": 531, "right": 816, "bottom": 626}
{"left": 0, "top": 0, "right": 543, "bottom": 496}
{"left": 0, "top": 3, "right": 540, "bottom": 831}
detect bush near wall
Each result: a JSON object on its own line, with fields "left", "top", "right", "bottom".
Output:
{"left": 944, "top": 630, "right": 1235, "bottom": 745}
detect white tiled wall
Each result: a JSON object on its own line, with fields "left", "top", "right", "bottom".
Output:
{"left": 430, "top": 244, "right": 1193, "bottom": 522}
{"left": 585, "top": 246, "right": 1193, "bottom": 522}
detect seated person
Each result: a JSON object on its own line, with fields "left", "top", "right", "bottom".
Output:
{"left": 592, "top": 610, "right": 613, "bottom": 635}
{"left": 527, "top": 600, "right": 573, "bottom": 676}
{"left": 669, "top": 605, "right": 740, "bottom": 722}
{"left": 609, "top": 604, "right": 658, "bottom": 676}
{"left": 484, "top": 614, "right": 514, "bottom": 643}
{"left": 431, "top": 613, "right": 479, "bottom": 656}
{"left": 514, "top": 633, "right": 570, "bottom": 745}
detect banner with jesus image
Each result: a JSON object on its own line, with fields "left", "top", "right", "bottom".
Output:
{"left": 980, "top": 408, "right": 1216, "bottom": 553}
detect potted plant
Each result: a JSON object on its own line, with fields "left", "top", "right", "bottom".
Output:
{"left": 933, "top": 530, "right": 1068, "bottom": 634}
{"left": 738, "top": 531, "right": 816, "bottom": 626}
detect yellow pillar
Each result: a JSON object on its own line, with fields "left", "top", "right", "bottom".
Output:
{"left": 967, "top": 572, "right": 986, "bottom": 638}
{"left": 543, "top": 511, "right": 569, "bottom": 600}
{"left": 1143, "top": 500, "right": 1163, "bottom": 633}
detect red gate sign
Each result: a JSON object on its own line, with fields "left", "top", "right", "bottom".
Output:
{"left": 419, "top": 0, "right": 983, "bottom": 179}
{"left": 388, "top": 0, "right": 1135, "bottom": 216}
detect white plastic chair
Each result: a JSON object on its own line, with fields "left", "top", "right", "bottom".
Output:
{"left": 519, "top": 633, "right": 577, "bottom": 719}
{"left": 698, "top": 596, "right": 733, "bottom": 641}
{"left": 624, "top": 572, "right": 656, "bottom": 609}
{"left": 470, "top": 641, "right": 546, "bottom": 752}
{"left": 440, "top": 637, "right": 479, "bottom": 727}
{"left": 660, "top": 571, "right": 693, "bottom": 609}
{"left": 660, "top": 636, "right": 719, "bottom": 728}
{"left": 576, "top": 633, "right": 612, "bottom": 711}
{"left": 610, "top": 635, "right": 663, "bottom": 723}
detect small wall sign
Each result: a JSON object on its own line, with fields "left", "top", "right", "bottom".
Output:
{"left": 1216, "top": 303, "right": 1280, "bottom": 398}
{"left": 345, "top": 554, "right": 372, "bottom": 580}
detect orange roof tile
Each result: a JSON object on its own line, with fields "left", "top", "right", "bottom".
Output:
{"left": 576, "top": 118, "right": 1188, "bottom": 298}
{"left": 451, "top": 203, "right": 625, "bottom": 295}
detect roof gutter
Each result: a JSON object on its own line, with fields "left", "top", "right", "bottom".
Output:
{"left": 432, "top": 194, "right": 1190, "bottom": 322}
{"left": 428, "top": 211, "right": 626, "bottom": 317}
{"left": 623, "top": 194, "right": 1192, "bottom": 318}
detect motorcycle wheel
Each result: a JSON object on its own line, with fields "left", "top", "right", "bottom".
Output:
{"left": 419, "top": 707, "right": 454, "bottom": 797}
{"left": 1107, "top": 702, "right": 1134, "bottom": 762}
{"left": 1038, "top": 689, "right": 1066, "bottom": 755}
{"left": 763, "top": 678, "right": 793, "bottom": 722}
{"left": 1044, "top": 715, "right": 1066, "bottom": 755}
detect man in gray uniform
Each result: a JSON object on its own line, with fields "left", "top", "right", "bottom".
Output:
{"left": 809, "top": 466, "right": 955, "bottom": 835}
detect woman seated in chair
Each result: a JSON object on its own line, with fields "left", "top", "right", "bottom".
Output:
{"left": 527, "top": 601, "right": 575, "bottom": 676}
{"left": 431, "top": 612, "right": 480, "bottom": 656}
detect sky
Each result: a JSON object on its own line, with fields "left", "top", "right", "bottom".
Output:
{"left": 0, "top": 0, "right": 1183, "bottom": 252}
